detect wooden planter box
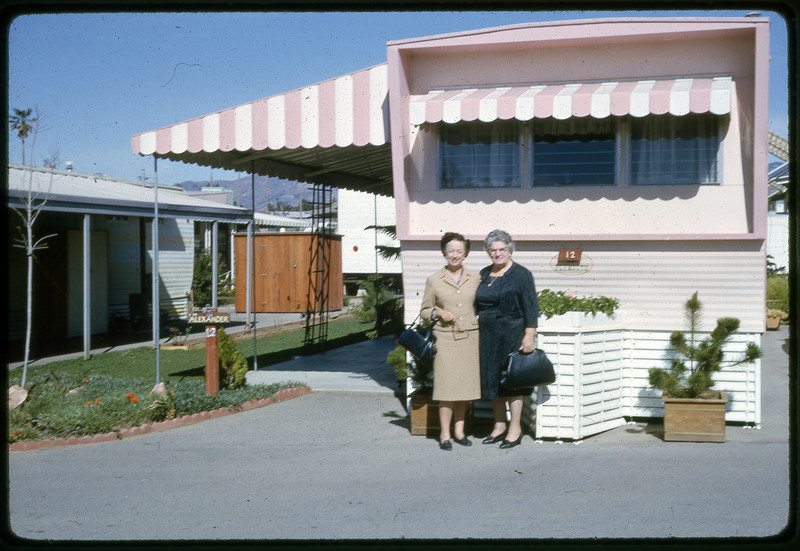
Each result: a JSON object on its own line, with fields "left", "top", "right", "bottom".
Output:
{"left": 409, "top": 388, "right": 438, "bottom": 436}
{"left": 766, "top": 316, "right": 781, "bottom": 330}
{"left": 662, "top": 391, "right": 728, "bottom": 442}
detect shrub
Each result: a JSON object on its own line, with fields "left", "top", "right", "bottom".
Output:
{"left": 350, "top": 275, "right": 403, "bottom": 339}
{"left": 386, "top": 345, "right": 408, "bottom": 381}
{"left": 767, "top": 275, "right": 789, "bottom": 315}
{"left": 537, "top": 289, "right": 619, "bottom": 319}
{"left": 192, "top": 249, "right": 228, "bottom": 308}
{"left": 217, "top": 327, "right": 247, "bottom": 389}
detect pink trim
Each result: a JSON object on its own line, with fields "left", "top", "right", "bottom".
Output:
{"left": 649, "top": 80, "right": 674, "bottom": 115}
{"left": 572, "top": 82, "right": 602, "bottom": 117}
{"left": 352, "top": 68, "right": 371, "bottom": 146}
{"left": 424, "top": 90, "right": 461, "bottom": 124}
{"left": 690, "top": 78, "right": 713, "bottom": 113}
{"left": 251, "top": 98, "right": 270, "bottom": 151}
{"left": 609, "top": 81, "right": 638, "bottom": 117}
{"left": 533, "top": 85, "right": 558, "bottom": 118}
{"left": 497, "top": 87, "right": 526, "bottom": 119}
{"left": 219, "top": 108, "right": 236, "bottom": 152}
{"left": 155, "top": 128, "right": 171, "bottom": 155}
{"left": 460, "top": 88, "right": 497, "bottom": 122}
{"left": 131, "top": 135, "right": 140, "bottom": 155}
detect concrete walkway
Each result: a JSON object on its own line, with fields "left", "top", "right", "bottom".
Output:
{"left": 246, "top": 336, "right": 400, "bottom": 393}
{"left": 5, "top": 326, "right": 792, "bottom": 542}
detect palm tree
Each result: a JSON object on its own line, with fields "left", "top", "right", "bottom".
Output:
{"left": 9, "top": 108, "right": 36, "bottom": 165}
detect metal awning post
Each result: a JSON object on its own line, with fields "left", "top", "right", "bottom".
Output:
{"left": 152, "top": 157, "right": 160, "bottom": 383}
{"left": 245, "top": 220, "right": 252, "bottom": 329}
{"left": 212, "top": 220, "right": 218, "bottom": 308}
{"left": 251, "top": 167, "right": 258, "bottom": 370}
{"left": 82, "top": 214, "right": 91, "bottom": 360}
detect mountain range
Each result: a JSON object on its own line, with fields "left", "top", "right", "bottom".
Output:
{"left": 176, "top": 176, "right": 336, "bottom": 213}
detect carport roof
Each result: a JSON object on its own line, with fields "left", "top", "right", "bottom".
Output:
{"left": 7, "top": 164, "right": 254, "bottom": 223}
{"left": 132, "top": 63, "right": 393, "bottom": 197}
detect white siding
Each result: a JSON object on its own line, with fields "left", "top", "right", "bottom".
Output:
{"left": 93, "top": 216, "right": 194, "bottom": 319}
{"left": 401, "top": 240, "right": 766, "bottom": 333}
{"left": 339, "top": 189, "right": 400, "bottom": 275}
{"left": 149, "top": 218, "right": 194, "bottom": 317}
{"left": 766, "top": 213, "right": 790, "bottom": 272}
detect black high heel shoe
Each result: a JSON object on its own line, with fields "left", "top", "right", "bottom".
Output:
{"left": 453, "top": 436, "right": 472, "bottom": 447}
{"left": 482, "top": 432, "right": 507, "bottom": 445}
{"left": 439, "top": 440, "right": 453, "bottom": 451}
{"left": 499, "top": 436, "right": 522, "bottom": 449}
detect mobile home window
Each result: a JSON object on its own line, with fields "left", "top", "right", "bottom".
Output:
{"left": 438, "top": 121, "right": 521, "bottom": 189}
{"left": 436, "top": 114, "right": 723, "bottom": 189}
{"left": 628, "top": 113, "right": 721, "bottom": 186}
{"left": 531, "top": 118, "right": 617, "bottom": 187}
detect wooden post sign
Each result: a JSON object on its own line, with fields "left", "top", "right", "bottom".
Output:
{"left": 188, "top": 308, "right": 231, "bottom": 396}
{"left": 205, "top": 325, "right": 220, "bottom": 396}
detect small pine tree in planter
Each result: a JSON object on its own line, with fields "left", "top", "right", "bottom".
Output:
{"left": 648, "top": 292, "right": 762, "bottom": 442}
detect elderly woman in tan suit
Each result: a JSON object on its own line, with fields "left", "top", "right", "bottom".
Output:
{"left": 420, "top": 232, "right": 482, "bottom": 450}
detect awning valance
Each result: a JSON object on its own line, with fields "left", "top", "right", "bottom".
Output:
{"left": 409, "top": 77, "right": 732, "bottom": 125}
{"left": 132, "top": 63, "right": 389, "bottom": 156}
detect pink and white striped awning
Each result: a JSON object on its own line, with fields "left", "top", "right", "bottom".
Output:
{"left": 132, "top": 63, "right": 389, "bottom": 156}
{"left": 409, "top": 76, "right": 732, "bottom": 125}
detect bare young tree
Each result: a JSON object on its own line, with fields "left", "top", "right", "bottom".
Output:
{"left": 9, "top": 107, "right": 56, "bottom": 387}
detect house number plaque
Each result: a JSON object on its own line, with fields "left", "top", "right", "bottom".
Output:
{"left": 558, "top": 249, "right": 582, "bottom": 263}
{"left": 551, "top": 249, "right": 592, "bottom": 275}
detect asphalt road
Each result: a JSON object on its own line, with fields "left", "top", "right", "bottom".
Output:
{"left": 5, "top": 327, "right": 793, "bottom": 544}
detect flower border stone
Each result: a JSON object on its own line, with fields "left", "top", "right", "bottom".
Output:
{"left": 8, "top": 386, "right": 311, "bottom": 452}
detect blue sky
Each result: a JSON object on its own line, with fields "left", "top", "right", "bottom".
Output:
{"left": 7, "top": 9, "right": 790, "bottom": 185}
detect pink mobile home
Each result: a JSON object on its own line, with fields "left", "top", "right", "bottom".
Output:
{"left": 133, "top": 17, "right": 769, "bottom": 439}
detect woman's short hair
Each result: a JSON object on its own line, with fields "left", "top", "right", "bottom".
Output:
{"left": 484, "top": 229, "right": 515, "bottom": 253}
{"left": 440, "top": 232, "right": 470, "bottom": 256}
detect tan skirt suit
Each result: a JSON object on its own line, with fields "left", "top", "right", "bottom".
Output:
{"left": 420, "top": 267, "right": 482, "bottom": 402}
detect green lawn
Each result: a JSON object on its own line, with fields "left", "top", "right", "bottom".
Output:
{"left": 8, "top": 318, "right": 375, "bottom": 443}
{"left": 9, "top": 317, "right": 374, "bottom": 384}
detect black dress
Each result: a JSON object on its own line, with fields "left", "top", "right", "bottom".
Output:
{"left": 476, "top": 262, "right": 539, "bottom": 399}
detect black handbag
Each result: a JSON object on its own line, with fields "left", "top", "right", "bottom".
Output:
{"left": 500, "top": 349, "right": 556, "bottom": 393}
{"left": 397, "top": 316, "right": 437, "bottom": 364}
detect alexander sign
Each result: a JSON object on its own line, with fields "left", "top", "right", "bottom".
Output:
{"left": 188, "top": 310, "right": 231, "bottom": 324}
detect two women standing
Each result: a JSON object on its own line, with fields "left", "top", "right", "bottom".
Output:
{"left": 419, "top": 229, "right": 539, "bottom": 450}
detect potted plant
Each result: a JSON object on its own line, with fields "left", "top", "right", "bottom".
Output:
{"left": 766, "top": 309, "right": 787, "bottom": 330}
{"left": 648, "top": 292, "right": 762, "bottom": 442}
{"left": 387, "top": 345, "right": 436, "bottom": 435}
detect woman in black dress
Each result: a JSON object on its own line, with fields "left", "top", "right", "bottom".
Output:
{"left": 476, "top": 229, "right": 539, "bottom": 449}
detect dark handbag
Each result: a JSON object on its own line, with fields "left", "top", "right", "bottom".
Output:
{"left": 397, "top": 316, "right": 437, "bottom": 364}
{"left": 500, "top": 349, "right": 556, "bottom": 393}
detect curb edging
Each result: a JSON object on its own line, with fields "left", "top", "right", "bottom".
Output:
{"left": 8, "top": 386, "right": 311, "bottom": 453}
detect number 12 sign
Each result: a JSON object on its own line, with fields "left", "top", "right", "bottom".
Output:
{"left": 558, "top": 249, "right": 582, "bottom": 263}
